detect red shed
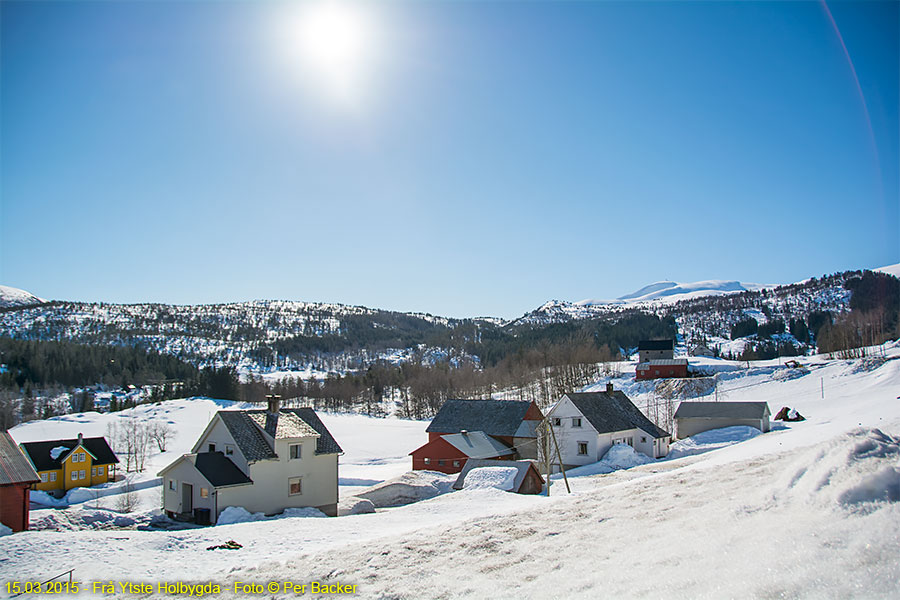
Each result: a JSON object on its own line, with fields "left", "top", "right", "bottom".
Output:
{"left": 0, "top": 431, "right": 41, "bottom": 532}
{"left": 410, "top": 431, "right": 515, "bottom": 474}
{"left": 636, "top": 359, "right": 689, "bottom": 381}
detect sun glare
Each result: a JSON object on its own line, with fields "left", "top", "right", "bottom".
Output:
{"left": 289, "top": 0, "right": 376, "bottom": 107}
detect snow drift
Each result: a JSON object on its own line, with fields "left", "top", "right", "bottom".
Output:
{"left": 354, "top": 471, "right": 456, "bottom": 508}
{"left": 461, "top": 467, "right": 518, "bottom": 491}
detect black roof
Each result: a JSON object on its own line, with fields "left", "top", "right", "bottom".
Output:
{"left": 638, "top": 339, "right": 675, "bottom": 351}
{"left": 564, "top": 392, "right": 670, "bottom": 438}
{"left": 0, "top": 432, "right": 40, "bottom": 485}
{"left": 19, "top": 436, "right": 119, "bottom": 472}
{"left": 217, "top": 408, "right": 342, "bottom": 463}
{"left": 674, "top": 401, "right": 770, "bottom": 420}
{"left": 193, "top": 452, "right": 253, "bottom": 488}
{"left": 426, "top": 399, "right": 536, "bottom": 438}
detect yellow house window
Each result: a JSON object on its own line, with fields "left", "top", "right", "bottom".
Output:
{"left": 97, "top": 466, "right": 104, "bottom": 476}
{"left": 41, "top": 473, "right": 48, "bottom": 482}
{"left": 49, "top": 472, "right": 57, "bottom": 482}
{"left": 71, "top": 472, "right": 78, "bottom": 481}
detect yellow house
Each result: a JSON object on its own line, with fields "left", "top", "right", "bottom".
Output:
{"left": 19, "top": 433, "right": 119, "bottom": 493}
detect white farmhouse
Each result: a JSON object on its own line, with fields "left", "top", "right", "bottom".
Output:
{"left": 548, "top": 384, "right": 670, "bottom": 470}
{"left": 158, "top": 399, "right": 341, "bottom": 523}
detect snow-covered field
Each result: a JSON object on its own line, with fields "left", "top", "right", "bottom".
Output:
{"left": 2, "top": 345, "right": 899, "bottom": 599}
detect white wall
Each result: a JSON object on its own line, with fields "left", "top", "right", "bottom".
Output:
{"left": 193, "top": 418, "right": 249, "bottom": 472}
{"left": 161, "top": 458, "right": 218, "bottom": 516}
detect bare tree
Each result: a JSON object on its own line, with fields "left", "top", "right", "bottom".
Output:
{"left": 148, "top": 421, "right": 174, "bottom": 452}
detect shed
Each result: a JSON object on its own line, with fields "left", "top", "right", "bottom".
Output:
{"left": 452, "top": 459, "right": 544, "bottom": 495}
{"left": 673, "top": 401, "right": 771, "bottom": 439}
{"left": 635, "top": 359, "right": 689, "bottom": 380}
{"left": 0, "top": 431, "right": 41, "bottom": 532}
{"left": 410, "top": 431, "right": 515, "bottom": 474}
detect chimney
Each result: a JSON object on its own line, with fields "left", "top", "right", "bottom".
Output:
{"left": 460, "top": 430, "right": 468, "bottom": 436}
{"left": 606, "top": 382, "right": 614, "bottom": 393}
{"left": 77, "top": 432, "right": 83, "bottom": 445}
{"left": 266, "top": 394, "right": 281, "bottom": 414}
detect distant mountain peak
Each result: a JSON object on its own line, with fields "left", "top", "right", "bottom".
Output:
{"left": 0, "top": 285, "right": 45, "bottom": 309}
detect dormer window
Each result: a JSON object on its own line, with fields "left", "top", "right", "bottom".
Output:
{"left": 289, "top": 444, "right": 302, "bottom": 460}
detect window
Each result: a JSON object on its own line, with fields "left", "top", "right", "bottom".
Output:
{"left": 641, "top": 437, "right": 647, "bottom": 443}
{"left": 80, "top": 470, "right": 86, "bottom": 479}
{"left": 627, "top": 437, "right": 633, "bottom": 447}
{"left": 225, "top": 444, "right": 235, "bottom": 456}
{"left": 290, "top": 444, "right": 302, "bottom": 460}
{"left": 553, "top": 417, "right": 562, "bottom": 427}
{"left": 423, "top": 458, "right": 431, "bottom": 465}
{"left": 71, "top": 471, "right": 78, "bottom": 481}
{"left": 200, "top": 488, "right": 209, "bottom": 498}
{"left": 208, "top": 444, "right": 216, "bottom": 453}
{"left": 41, "top": 473, "right": 48, "bottom": 483}
{"left": 97, "top": 466, "right": 104, "bottom": 476}
{"left": 453, "top": 461, "right": 460, "bottom": 468}
{"left": 289, "top": 477, "right": 302, "bottom": 496}
{"left": 577, "top": 442, "right": 588, "bottom": 456}
{"left": 572, "top": 418, "right": 582, "bottom": 428}
{"left": 49, "top": 472, "right": 57, "bottom": 482}
{"left": 91, "top": 467, "right": 97, "bottom": 477}
{"left": 169, "top": 480, "right": 176, "bottom": 491}
{"left": 438, "top": 459, "right": 446, "bottom": 466}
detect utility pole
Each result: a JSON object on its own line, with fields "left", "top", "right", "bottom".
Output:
{"left": 548, "top": 421, "right": 570, "bottom": 494}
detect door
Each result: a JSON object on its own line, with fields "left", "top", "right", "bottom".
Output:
{"left": 182, "top": 483, "right": 193, "bottom": 513}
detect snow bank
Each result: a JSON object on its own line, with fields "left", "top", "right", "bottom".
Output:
{"left": 337, "top": 497, "right": 376, "bottom": 516}
{"left": 29, "top": 507, "right": 156, "bottom": 531}
{"left": 600, "top": 444, "right": 654, "bottom": 469}
{"left": 66, "top": 477, "right": 161, "bottom": 505}
{"left": 462, "top": 467, "right": 518, "bottom": 491}
{"left": 775, "top": 428, "right": 900, "bottom": 510}
{"left": 354, "top": 471, "right": 457, "bottom": 508}
{"left": 217, "top": 506, "right": 326, "bottom": 525}
{"left": 666, "top": 426, "right": 761, "bottom": 460}
{"left": 30, "top": 490, "right": 69, "bottom": 508}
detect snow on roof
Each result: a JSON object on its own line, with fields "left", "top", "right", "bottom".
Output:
{"left": 441, "top": 431, "right": 515, "bottom": 459}
{"left": 50, "top": 446, "right": 69, "bottom": 460}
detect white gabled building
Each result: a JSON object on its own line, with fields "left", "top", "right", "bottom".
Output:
{"left": 158, "top": 398, "right": 341, "bottom": 523}
{"left": 547, "top": 384, "right": 671, "bottom": 470}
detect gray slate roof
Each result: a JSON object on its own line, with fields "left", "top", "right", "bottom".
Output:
{"left": 564, "top": 392, "right": 670, "bottom": 439}
{"left": 639, "top": 340, "right": 675, "bottom": 351}
{"left": 19, "top": 436, "right": 119, "bottom": 472}
{"left": 192, "top": 452, "right": 253, "bottom": 488}
{"left": 427, "top": 399, "right": 539, "bottom": 438}
{"left": 441, "top": 431, "right": 515, "bottom": 459}
{"left": 0, "top": 432, "right": 40, "bottom": 485}
{"left": 674, "top": 401, "right": 770, "bottom": 420}
{"left": 218, "top": 408, "right": 342, "bottom": 463}
{"left": 452, "top": 459, "right": 543, "bottom": 491}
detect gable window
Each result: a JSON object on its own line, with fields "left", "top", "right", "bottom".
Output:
{"left": 41, "top": 473, "right": 48, "bottom": 483}
{"left": 169, "top": 480, "right": 176, "bottom": 491}
{"left": 208, "top": 444, "right": 216, "bottom": 453}
{"left": 641, "top": 436, "right": 647, "bottom": 443}
{"left": 289, "top": 477, "right": 302, "bottom": 496}
{"left": 289, "top": 444, "right": 302, "bottom": 460}
{"left": 553, "top": 418, "right": 562, "bottom": 427}
{"left": 49, "top": 472, "right": 57, "bottom": 482}
{"left": 225, "top": 444, "right": 235, "bottom": 456}
{"left": 577, "top": 442, "right": 588, "bottom": 456}
{"left": 572, "top": 418, "right": 582, "bottom": 428}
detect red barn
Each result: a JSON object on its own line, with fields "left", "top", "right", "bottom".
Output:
{"left": 0, "top": 431, "right": 41, "bottom": 533}
{"left": 635, "top": 359, "right": 689, "bottom": 380}
{"left": 410, "top": 431, "right": 515, "bottom": 474}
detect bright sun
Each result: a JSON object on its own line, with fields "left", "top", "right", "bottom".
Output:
{"left": 291, "top": 0, "right": 375, "bottom": 106}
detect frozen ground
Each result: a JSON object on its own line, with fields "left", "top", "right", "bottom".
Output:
{"left": 2, "top": 345, "right": 899, "bottom": 598}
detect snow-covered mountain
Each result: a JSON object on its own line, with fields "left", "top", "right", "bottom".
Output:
{"left": 0, "top": 284, "right": 44, "bottom": 309}
{"left": 586, "top": 278, "right": 771, "bottom": 305}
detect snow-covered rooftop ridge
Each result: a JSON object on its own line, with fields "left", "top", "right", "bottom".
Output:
{"left": 0, "top": 284, "right": 44, "bottom": 308}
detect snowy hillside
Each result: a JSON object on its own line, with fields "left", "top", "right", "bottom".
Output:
{"left": 2, "top": 345, "right": 899, "bottom": 598}
{"left": 0, "top": 284, "right": 44, "bottom": 309}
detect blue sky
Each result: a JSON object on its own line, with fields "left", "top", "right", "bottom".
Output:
{"left": 1, "top": 0, "right": 897, "bottom": 319}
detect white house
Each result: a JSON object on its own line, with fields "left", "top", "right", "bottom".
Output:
{"left": 547, "top": 385, "right": 671, "bottom": 470}
{"left": 158, "top": 399, "right": 341, "bottom": 523}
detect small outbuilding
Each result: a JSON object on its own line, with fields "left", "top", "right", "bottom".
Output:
{"left": 673, "top": 401, "right": 771, "bottom": 439}
{"left": 452, "top": 459, "right": 544, "bottom": 495}
{"left": 635, "top": 359, "right": 689, "bottom": 380}
{"left": 638, "top": 339, "right": 675, "bottom": 362}
{"left": 410, "top": 431, "right": 515, "bottom": 474}
{"left": 0, "top": 431, "right": 41, "bottom": 532}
